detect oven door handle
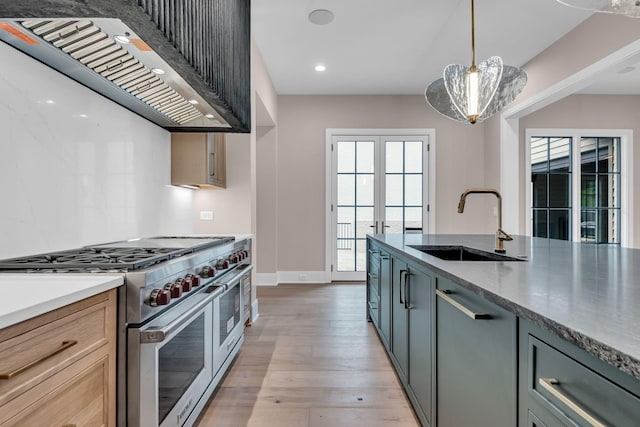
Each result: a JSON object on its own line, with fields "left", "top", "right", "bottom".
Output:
{"left": 218, "top": 264, "right": 253, "bottom": 291}
{"left": 139, "top": 288, "right": 222, "bottom": 344}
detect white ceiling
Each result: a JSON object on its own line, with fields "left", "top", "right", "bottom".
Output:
{"left": 252, "top": 0, "right": 640, "bottom": 97}
{"left": 252, "top": 0, "right": 598, "bottom": 96}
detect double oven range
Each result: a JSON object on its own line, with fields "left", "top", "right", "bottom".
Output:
{"left": 0, "top": 236, "right": 252, "bottom": 427}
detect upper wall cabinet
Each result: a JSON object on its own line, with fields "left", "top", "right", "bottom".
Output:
{"left": 171, "top": 133, "right": 226, "bottom": 189}
{"left": 0, "top": 0, "right": 251, "bottom": 132}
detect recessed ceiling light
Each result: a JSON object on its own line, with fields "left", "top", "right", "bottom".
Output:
{"left": 151, "top": 68, "right": 165, "bottom": 75}
{"left": 315, "top": 64, "right": 327, "bottom": 72}
{"left": 45, "top": 100, "right": 55, "bottom": 104}
{"left": 113, "top": 35, "right": 131, "bottom": 44}
{"left": 308, "top": 9, "right": 335, "bottom": 25}
{"left": 188, "top": 99, "right": 199, "bottom": 105}
{"left": 618, "top": 66, "right": 636, "bottom": 74}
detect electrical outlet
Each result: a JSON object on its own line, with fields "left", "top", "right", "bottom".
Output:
{"left": 200, "top": 211, "right": 214, "bottom": 221}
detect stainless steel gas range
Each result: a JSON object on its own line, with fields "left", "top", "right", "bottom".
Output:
{"left": 0, "top": 235, "right": 252, "bottom": 427}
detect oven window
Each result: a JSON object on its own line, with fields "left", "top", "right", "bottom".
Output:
{"left": 220, "top": 283, "right": 241, "bottom": 344}
{"left": 158, "top": 313, "right": 205, "bottom": 423}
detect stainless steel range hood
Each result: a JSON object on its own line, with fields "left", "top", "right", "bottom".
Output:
{"left": 0, "top": 1, "right": 251, "bottom": 132}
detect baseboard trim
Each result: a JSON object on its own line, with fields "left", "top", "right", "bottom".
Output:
{"left": 251, "top": 299, "right": 259, "bottom": 323}
{"left": 255, "top": 271, "right": 331, "bottom": 285}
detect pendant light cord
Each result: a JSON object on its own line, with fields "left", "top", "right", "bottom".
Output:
{"left": 470, "top": 0, "right": 476, "bottom": 68}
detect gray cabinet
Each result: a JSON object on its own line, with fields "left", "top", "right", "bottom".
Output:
{"left": 391, "top": 256, "right": 409, "bottom": 382}
{"left": 367, "top": 247, "right": 380, "bottom": 328}
{"left": 519, "top": 320, "right": 640, "bottom": 427}
{"left": 436, "top": 277, "right": 517, "bottom": 427}
{"left": 378, "top": 250, "right": 392, "bottom": 350}
{"left": 406, "top": 263, "right": 435, "bottom": 427}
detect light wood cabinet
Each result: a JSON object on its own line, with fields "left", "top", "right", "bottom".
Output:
{"left": 0, "top": 289, "right": 116, "bottom": 427}
{"left": 171, "top": 133, "right": 227, "bottom": 189}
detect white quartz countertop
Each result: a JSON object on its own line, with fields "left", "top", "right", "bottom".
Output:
{"left": 0, "top": 274, "right": 123, "bottom": 329}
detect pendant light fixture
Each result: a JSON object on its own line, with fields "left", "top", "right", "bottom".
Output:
{"left": 556, "top": 0, "right": 640, "bottom": 18}
{"left": 425, "top": 0, "right": 527, "bottom": 124}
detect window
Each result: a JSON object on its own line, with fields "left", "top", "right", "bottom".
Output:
{"left": 529, "top": 132, "right": 622, "bottom": 245}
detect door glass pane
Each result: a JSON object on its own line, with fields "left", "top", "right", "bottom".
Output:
{"left": 549, "top": 210, "right": 570, "bottom": 240}
{"left": 405, "top": 207, "right": 422, "bottom": 233}
{"left": 580, "top": 137, "right": 597, "bottom": 173}
{"left": 548, "top": 174, "right": 570, "bottom": 208}
{"left": 337, "top": 141, "right": 355, "bottom": 173}
{"left": 356, "top": 207, "right": 374, "bottom": 238}
{"left": 386, "top": 175, "right": 403, "bottom": 205}
{"left": 530, "top": 137, "right": 548, "bottom": 173}
{"left": 598, "top": 174, "right": 618, "bottom": 208}
{"left": 581, "top": 175, "right": 596, "bottom": 207}
{"left": 598, "top": 209, "right": 618, "bottom": 244}
{"left": 532, "top": 174, "right": 547, "bottom": 208}
{"left": 385, "top": 207, "right": 403, "bottom": 234}
{"left": 357, "top": 141, "right": 375, "bottom": 173}
{"left": 385, "top": 141, "right": 403, "bottom": 172}
{"left": 355, "top": 239, "right": 367, "bottom": 272}
{"left": 337, "top": 174, "right": 355, "bottom": 205}
{"left": 549, "top": 137, "right": 571, "bottom": 172}
{"left": 532, "top": 210, "right": 548, "bottom": 238}
{"left": 581, "top": 210, "right": 596, "bottom": 242}
{"left": 337, "top": 245, "right": 355, "bottom": 271}
{"left": 405, "top": 141, "right": 423, "bottom": 173}
{"left": 404, "top": 175, "right": 422, "bottom": 206}
{"left": 337, "top": 206, "right": 355, "bottom": 252}
{"left": 356, "top": 174, "right": 374, "bottom": 205}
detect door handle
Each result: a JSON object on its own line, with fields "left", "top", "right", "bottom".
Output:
{"left": 399, "top": 270, "right": 407, "bottom": 305}
{"left": 435, "top": 289, "right": 491, "bottom": 319}
{"left": 538, "top": 378, "right": 607, "bottom": 427}
{"left": 403, "top": 269, "right": 412, "bottom": 310}
{"left": 382, "top": 221, "right": 390, "bottom": 233}
{"left": 369, "top": 221, "right": 379, "bottom": 233}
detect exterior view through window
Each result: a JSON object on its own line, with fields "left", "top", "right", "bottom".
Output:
{"left": 530, "top": 135, "right": 620, "bottom": 244}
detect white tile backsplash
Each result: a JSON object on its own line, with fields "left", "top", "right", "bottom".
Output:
{"left": 0, "top": 42, "right": 194, "bottom": 259}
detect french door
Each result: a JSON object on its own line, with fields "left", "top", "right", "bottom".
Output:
{"left": 329, "top": 131, "right": 432, "bottom": 281}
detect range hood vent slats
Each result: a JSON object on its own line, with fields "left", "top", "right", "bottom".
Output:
{"left": 83, "top": 47, "right": 129, "bottom": 68}
{"left": 1, "top": 0, "right": 250, "bottom": 131}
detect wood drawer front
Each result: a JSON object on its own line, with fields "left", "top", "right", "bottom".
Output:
{"left": 528, "top": 335, "right": 640, "bottom": 426}
{"left": 1, "top": 348, "right": 110, "bottom": 427}
{"left": 0, "top": 294, "right": 113, "bottom": 405}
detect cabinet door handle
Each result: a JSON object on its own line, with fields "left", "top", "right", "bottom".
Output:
{"left": 538, "top": 378, "right": 607, "bottom": 427}
{"left": 404, "top": 269, "right": 412, "bottom": 310}
{"left": 209, "top": 152, "right": 216, "bottom": 177}
{"left": 0, "top": 340, "right": 78, "bottom": 380}
{"left": 435, "top": 289, "right": 491, "bottom": 320}
{"left": 399, "top": 270, "right": 407, "bottom": 304}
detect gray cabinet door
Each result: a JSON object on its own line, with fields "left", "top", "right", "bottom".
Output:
{"left": 391, "top": 257, "right": 409, "bottom": 382}
{"left": 379, "top": 251, "right": 392, "bottom": 350}
{"left": 436, "top": 277, "right": 517, "bottom": 427}
{"left": 407, "top": 263, "right": 435, "bottom": 427}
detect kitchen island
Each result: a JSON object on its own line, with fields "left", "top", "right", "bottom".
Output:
{"left": 367, "top": 234, "right": 640, "bottom": 427}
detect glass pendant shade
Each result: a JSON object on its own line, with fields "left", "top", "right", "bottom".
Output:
{"left": 424, "top": 0, "right": 528, "bottom": 124}
{"left": 556, "top": 0, "right": 640, "bottom": 17}
{"left": 426, "top": 58, "right": 527, "bottom": 124}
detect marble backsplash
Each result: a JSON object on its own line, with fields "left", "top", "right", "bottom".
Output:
{"left": 0, "top": 42, "right": 194, "bottom": 259}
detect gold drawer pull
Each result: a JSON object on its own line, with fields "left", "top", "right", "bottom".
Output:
{"left": 0, "top": 340, "right": 78, "bottom": 380}
{"left": 538, "top": 378, "right": 607, "bottom": 427}
{"left": 436, "top": 289, "right": 491, "bottom": 319}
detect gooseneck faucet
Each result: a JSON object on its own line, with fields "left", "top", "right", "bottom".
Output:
{"left": 457, "top": 188, "right": 513, "bottom": 253}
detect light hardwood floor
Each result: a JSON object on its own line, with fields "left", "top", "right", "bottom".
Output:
{"left": 196, "top": 283, "right": 419, "bottom": 427}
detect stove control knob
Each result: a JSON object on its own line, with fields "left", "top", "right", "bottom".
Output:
{"left": 164, "top": 283, "right": 183, "bottom": 298}
{"left": 237, "top": 251, "right": 245, "bottom": 260}
{"left": 200, "top": 266, "right": 216, "bottom": 277}
{"left": 149, "top": 289, "right": 171, "bottom": 306}
{"left": 186, "top": 274, "right": 200, "bottom": 287}
{"left": 177, "top": 277, "right": 192, "bottom": 292}
{"left": 241, "top": 250, "right": 249, "bottom": 259}
{"left": 230, "top": 254, "right": 240, "bottom": 264}
{"left": 216, "top": 259, "right": 230, "bottom": 269}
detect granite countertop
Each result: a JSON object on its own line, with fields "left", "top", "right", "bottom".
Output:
{"left": 0, "top": 274, "right": 123, "bottom": 329}
{"left": 369, "top": 233, "right": 640, "bottom": 379}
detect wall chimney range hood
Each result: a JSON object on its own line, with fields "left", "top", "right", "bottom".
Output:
{"left": 0, "top": 1, "right": 251, "bottom": 133}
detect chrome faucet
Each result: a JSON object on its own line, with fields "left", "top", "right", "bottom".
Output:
{"left": 457, "top": 188, "right": 513, "bottom": 253}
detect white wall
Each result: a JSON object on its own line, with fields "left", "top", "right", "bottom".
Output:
{"left": 275, "top": 95, "right": 492, "bottom": 273}
{"left": 0, "top": 42, "right": 194, "bottom": 259}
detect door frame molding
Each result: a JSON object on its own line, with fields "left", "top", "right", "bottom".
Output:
{"left": 324, "top": 128, "right": 436, "bottom": 281}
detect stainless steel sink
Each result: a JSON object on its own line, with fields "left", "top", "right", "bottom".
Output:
{"left": 409, "top": 245, "right": 525, "bottom": 261}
